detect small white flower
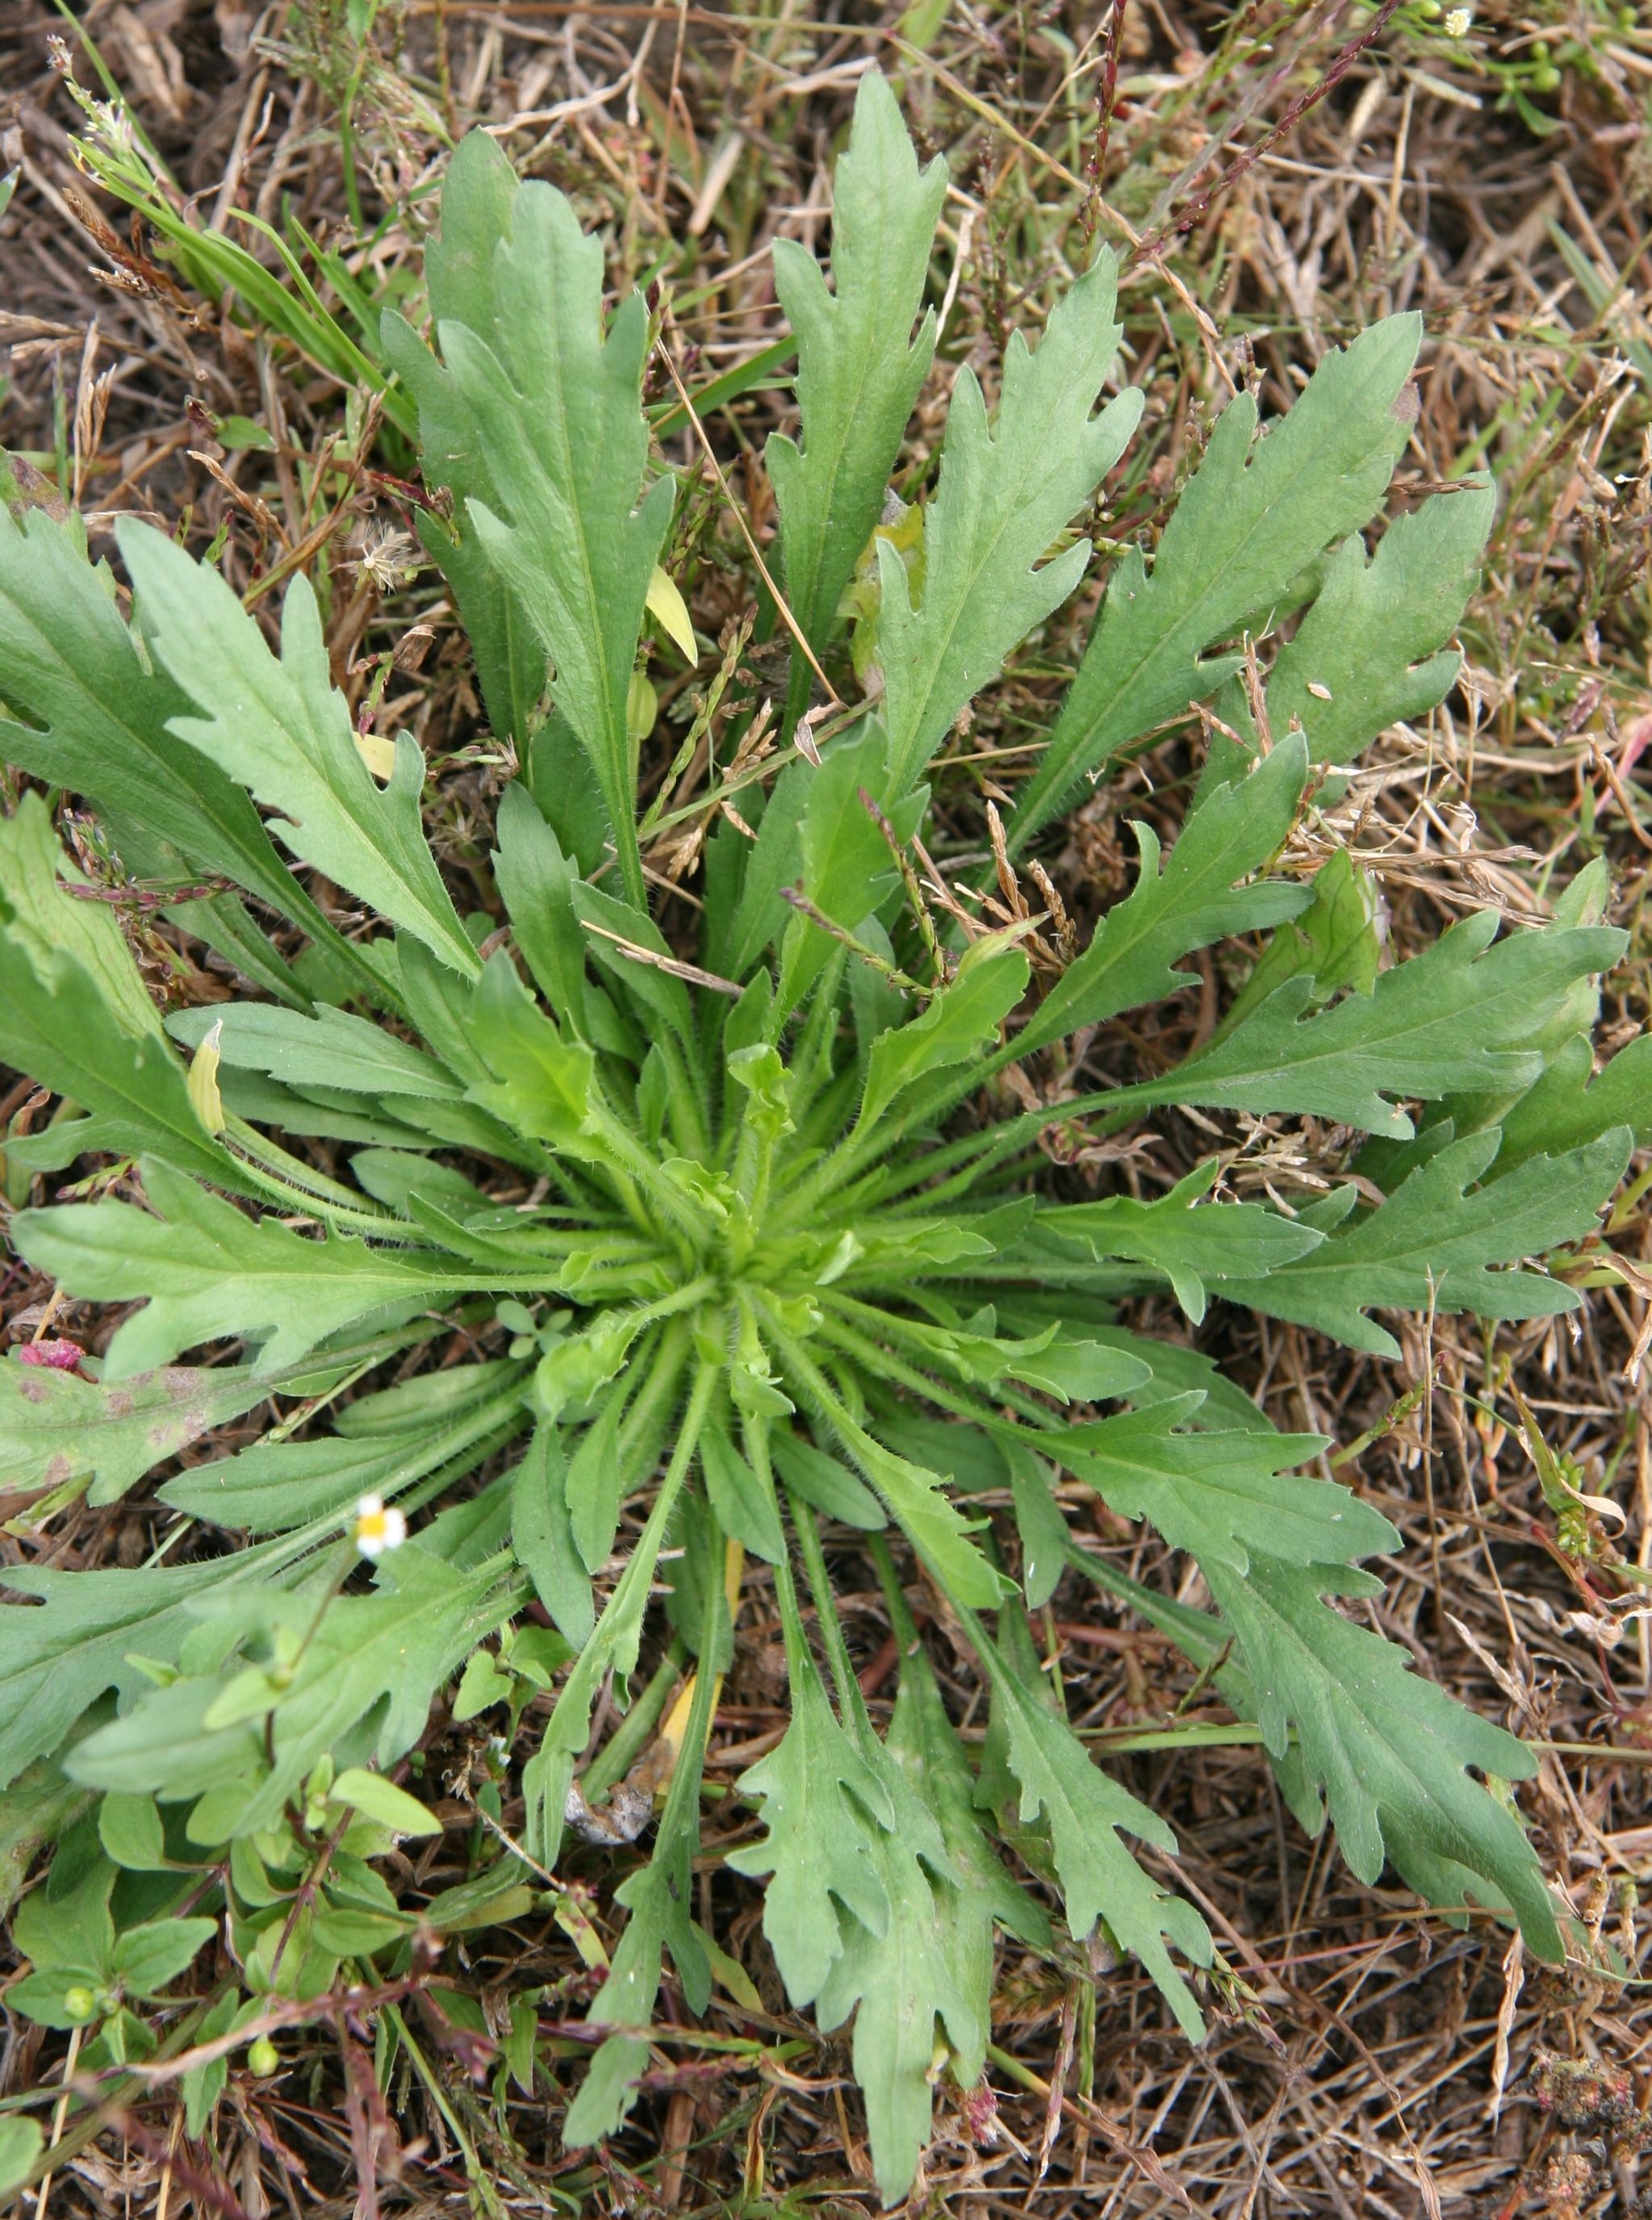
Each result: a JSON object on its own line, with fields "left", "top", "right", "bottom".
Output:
{"left": 1444, "top": 7, "right": 1472, "bottom": 34}
{"left": 354, "top": 1494, "right": 406, "bottom": 1558}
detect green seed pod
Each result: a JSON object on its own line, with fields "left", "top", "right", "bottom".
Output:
{"left": 247, "top": 2036, "right": 279, "bottom": 2076}
{"left": 625, "top": 668, "right": 658, "bottom": 743}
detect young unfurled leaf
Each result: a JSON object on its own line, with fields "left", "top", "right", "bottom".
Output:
{"left": 1491, "top": 1034, "right": 1652, "bottom": 1173}
{"left": 328, "top": 1768, "right": 441, "bottom": 1837}
{"left": 1219, "top": 847, "right": 1382, "bottom": 1036}
{"left": 1006, "top": 1441, "right": 1072, "bottom": 1611}
{"left": 117, "top": 524, "right": 479, "bottom": 977}
{"left": 768, "top": 69, "right": 946, "bottom": 724}
{"left": 571, "top": 880, "right": 701, "bottom": 1065}
{"left": 113, "top": 1916, "right": 219, "bottom": 1995}
{"left": 1014, "top": 316, "right": 1423, "bottom": 845}
{"left": 646, "top": 565, "right": 697, "bottom": 662}
{"left": 770, "top": 722, "right": 925, "bottom": 1017}
{"left": 1215, "top": 1129, "right": 1630, "bottom": 1357}
{"left": 859, "top": 934, "right": 1030, "bottom": 1131}
{"left": 1203, "top": 1553, "right": 1563, "bottom": 1959}
{"left": 768, "top": 1429, "right": 886, "bottom": 1529}
{"left": 462, "top": 953, "right": 602, "bottom": 1160}
{"left": 877, "top": 250, "right": 1142, "bottom": 799}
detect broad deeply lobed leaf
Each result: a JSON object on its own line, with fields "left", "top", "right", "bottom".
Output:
{"left": 1011, "top": 314, "right": 1426, "bottom": 845}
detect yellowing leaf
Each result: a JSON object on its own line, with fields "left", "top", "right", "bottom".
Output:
{"left": 186, "top": 1019, "right": 225, "bottom": 1135}
{"left": 646, "top": 565, "right": 697, "bottom": 661}
{"left": 353, "top": 726, "right": 399, "bottom": 782}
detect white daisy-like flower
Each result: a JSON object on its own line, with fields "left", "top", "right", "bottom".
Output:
{"left": 1444, "top": 6, "right": 1472, "bottom": 33}
{"left": 354, "top": 1494, "right": 406, "bottom": 1558}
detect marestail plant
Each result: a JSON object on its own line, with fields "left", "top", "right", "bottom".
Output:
{"left": 1, "top": 71, "right": 1646, "bottom": 2202}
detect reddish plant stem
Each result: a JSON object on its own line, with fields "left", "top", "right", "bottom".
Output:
{"left": 1125, "top": 0, "right": 1405, "bottom": 269}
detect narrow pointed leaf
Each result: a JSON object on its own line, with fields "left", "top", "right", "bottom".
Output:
{"left": 564, "top": 1596, "right": 717, "bottom": 2145}
{"left": 11, "top": 1160, "right": 515, "bottom": 1379}
{"left": 964, "top": 1611, "right": 1211, "bottom": 2038}
{"left": 813, "top": 1738, "right": 986, "bottom": 2205}
{"left": 1491, "top": 1034, "right": 1652, "bottom": 1173}
{"left": 768, "top": 69, "right": 946, "bottom": 707}
{"left": 1204, "top": 1553, "right": 1562, "bottom": 1959}
{"left": 729, "top": 1649, "right": 894, "bottom": 2001}
{"left": 0, "top": 934, "right": 245, "bottom": 1192}
{"left": 1144, "top": 914, "right": 1626, "bottom": 1139}
{"left": 1215, "top": 1129, "right": 1630, "bottom": 1357}
{"left": 860, "top": 937, "right": 1030, "bottom": 1130}
{"left": 167, "top": 1001, "right": 466, "bottom": 1101}
{"left": 0, "top": 505, "right": 339, "bottom": 943}
{"left": 1056, "top": 1398, "right": 1394, "bottom": 1572}
{"left": 1015, "top": 733, "right": 1310, "bottom": 1055}
{"left": 383, "top": 130, "right": 548, "bottom": 748}
{"left": 401, "top": 170, "right": 675, "bottom": 901}
{"left": 0, "top": 1535, "right": 312, "bottom": 1790}
{"left": 68, "top": 1545, "right": 523, "bottom": 1836}
{"left": 877, "top": 251, "right": 1143, "bottom": 797}
{"left": 1233, "top": 482, "right": 1494, "bottom": 762}
{"left": 1033, "top": 1160, "right": 1324, "bottom": 1320}
{"left": 117, "top": 523, "right": 478, "bottom": 976}
{"left": 1014, "top": 316, "right": 1423, "bottom": 844}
